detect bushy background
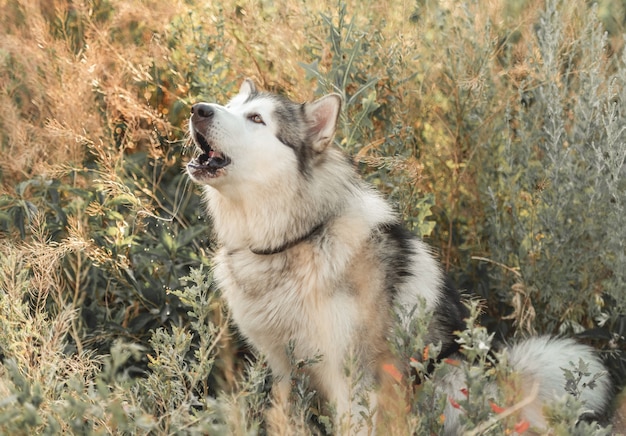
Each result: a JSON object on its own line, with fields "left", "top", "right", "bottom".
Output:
{"left": 0, "top": 0, "right": 624, "bottom": 434}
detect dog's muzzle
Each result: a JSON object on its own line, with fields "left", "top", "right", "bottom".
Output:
{"left": 187, "top": 103, "right": 231, "bottom": 178}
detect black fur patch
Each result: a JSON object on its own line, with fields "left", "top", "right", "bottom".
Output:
{"left": 378, "top": 222, "right": 468, "bottom": 362}
{"left": 431, "top": 277, "right": 469, "bottom": 360}
{"left": 378, "top": 222, "right": 417, "bottom": 302}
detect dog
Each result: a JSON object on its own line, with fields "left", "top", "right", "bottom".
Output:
{"left": 186, "top": 79, "right": 612, "bottom": 434}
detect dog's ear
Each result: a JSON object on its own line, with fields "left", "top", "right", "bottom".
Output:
{"left": 238, "top": 79, "right": 257, "bottom": 98}
{"left": 305, "top": 94, "right": 342, "bottom": 153}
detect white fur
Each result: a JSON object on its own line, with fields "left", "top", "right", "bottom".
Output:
{"left": 396, "top": 240, "right": 444, "bottom": 312}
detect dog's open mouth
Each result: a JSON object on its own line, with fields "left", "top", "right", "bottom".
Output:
{"left": 188, "top": 130, "right": 231, "bottom": 177}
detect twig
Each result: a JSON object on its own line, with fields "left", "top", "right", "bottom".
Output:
{"left": 464, "top": 381, "right": 539, "bottom": 436}
{"left": 471, "top": 256, "right": 522, "bottom": 278}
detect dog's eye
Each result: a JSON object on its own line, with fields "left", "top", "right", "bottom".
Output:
{"left": 248, "top": 114, "right": 265, "bottom": 125}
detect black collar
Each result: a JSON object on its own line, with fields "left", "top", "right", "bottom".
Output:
{"left": 250, "top": 222, "right": 325, "bottom": 256}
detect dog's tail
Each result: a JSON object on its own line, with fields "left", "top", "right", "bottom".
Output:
{"left": 505, "top": 337, "right": 611, "bottom": 425}
{"left": 440, "top": 336, "right": 612, "bottom": 434}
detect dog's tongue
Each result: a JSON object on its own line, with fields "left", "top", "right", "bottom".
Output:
{"left": 206, "top": 150, "right": 229, "bottom": 169}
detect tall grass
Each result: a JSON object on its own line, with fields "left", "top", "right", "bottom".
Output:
{"left": 1, "top": 0, "right": 624, "bottom": 433}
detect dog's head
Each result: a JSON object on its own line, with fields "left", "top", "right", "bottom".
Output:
{"left": 187, "top": 79, "right": 342, "bottom": 188}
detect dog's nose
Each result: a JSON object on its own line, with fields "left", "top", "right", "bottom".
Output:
{"left": 191, "top": 103, "right": 214, "bottom": 119}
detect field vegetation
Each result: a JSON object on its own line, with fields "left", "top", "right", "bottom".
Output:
{"left": 1, "top": 0, "right": 625, "bottom": 433}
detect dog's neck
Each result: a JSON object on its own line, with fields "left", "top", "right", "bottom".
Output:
{"left": 249, "top": 221, "right": 326, "bottom": 255}
{"left": 203, "top": 149, "right": 381, "bottom": 255}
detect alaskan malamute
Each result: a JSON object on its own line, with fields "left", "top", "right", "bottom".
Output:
{"left": 186, "top": 79, "right": 611, "bottom": 434}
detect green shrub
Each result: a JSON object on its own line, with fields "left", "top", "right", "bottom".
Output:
{"left": 477, "top": 0, "right": 626, "bottom": 345}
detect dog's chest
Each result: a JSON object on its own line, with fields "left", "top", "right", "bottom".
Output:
{"left": 214, "top": 248, "right": 357, "bottom": 358}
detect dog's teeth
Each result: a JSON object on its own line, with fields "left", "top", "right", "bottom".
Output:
{"left": 198, "top": 153, "right": 209, "bottom": 165}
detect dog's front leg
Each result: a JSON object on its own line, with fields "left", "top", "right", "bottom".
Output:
{"left": 327, "top": 376, "right": 377, "bottom": 436}
{"left": 334, "top": 392, "right": 377, "bottom": 435}
{"left": 265, "top": 376, "right": 292, "bottom": 433}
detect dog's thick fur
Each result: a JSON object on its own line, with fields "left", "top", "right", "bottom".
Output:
{"left": 186, "top": 80, "right": 612, "bottom": 434}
